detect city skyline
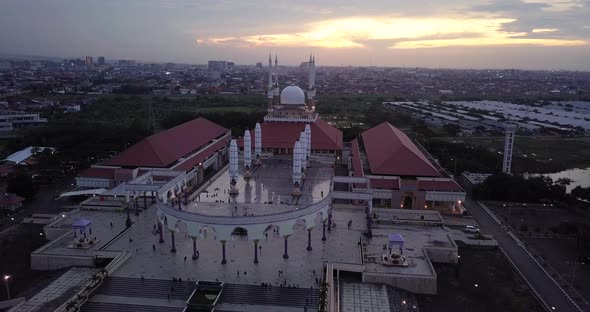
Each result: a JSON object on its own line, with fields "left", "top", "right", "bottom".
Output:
{"left": 0, "top": 0, "right": 589, "bottom": 70}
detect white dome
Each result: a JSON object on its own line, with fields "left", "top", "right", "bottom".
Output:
{"left": 280, "top": 85, "right": 306, "bottom": 105}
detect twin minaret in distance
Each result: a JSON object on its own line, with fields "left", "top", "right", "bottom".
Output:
{"left": 266, "top": 54, "right": 317, "bottom": 112}
{"left": 228, "top": 55, "right": 316, "bottom": 198}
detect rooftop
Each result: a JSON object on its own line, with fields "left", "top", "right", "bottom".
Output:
{"left": 241, "top": 119, "right": 343, "bottom": 151}
{"left": 360, "top": 122, "right": 441, "bottom": 177}
{"left": 103, "top": 118, "right": 228, "bottom": 168}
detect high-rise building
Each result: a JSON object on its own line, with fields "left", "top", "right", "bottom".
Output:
{"left": 208, "top": 60, "right": 234, "bottom": 72}
{"left": 97, "top": 56, "right": 105, "bottom": 66}
{"left": 85, "top": 56, "right": 93, "bottom": 66}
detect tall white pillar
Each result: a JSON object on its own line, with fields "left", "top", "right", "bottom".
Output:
{"left": 229, "top": 139, "right": 239, "bottom": 182}
{"left": 244, "top": 130, "right": 252, "bottom": 169}
{"left": 293, "top": 141, "right": 302, "bottom": 185}
{"left": 299, "top": 131, "right": 307, "bottom": 170}
{"left": 255, "top": 123, "right": 262, "bottom": 158}
{"left": 305, "top": 124, "right": 311, "bottom": 158}
{"left": 502, "top": 123, "right": 517, "bottom": 174}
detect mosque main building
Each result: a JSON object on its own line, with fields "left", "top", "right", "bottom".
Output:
{"left": 34, "top": 55, "right": 467, "bottom": 312}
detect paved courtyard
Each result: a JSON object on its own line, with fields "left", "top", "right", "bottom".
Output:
{"left": 189, "top": 158, "right": 333, "bottom": 216}
{"left": 106, "top": 205, "right": 366, "bottom": 288}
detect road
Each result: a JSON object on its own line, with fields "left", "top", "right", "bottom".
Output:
{"left": 465, "top": 197, "right": 581, "bottom": 312}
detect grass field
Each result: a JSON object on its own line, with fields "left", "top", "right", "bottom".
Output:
{"left": 418, "top": 248, "right": 544, "bottom": 312}
{"left": 437, "top": 136, "right": 590, "bottom": 171}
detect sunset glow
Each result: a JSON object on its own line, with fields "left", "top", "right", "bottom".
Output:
{"left": 198, "top": 17, "right": 587, "bottom": 49}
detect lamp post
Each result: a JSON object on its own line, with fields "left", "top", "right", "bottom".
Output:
{"left": 504, "top": 203, "right": 512, "bottom": 228}
{"left": 3, "top": 275, "right": 10, "bottom": 300}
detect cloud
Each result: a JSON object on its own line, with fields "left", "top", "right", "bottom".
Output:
{"left": 196, "top": 16, "right": 587, "bottom": 49}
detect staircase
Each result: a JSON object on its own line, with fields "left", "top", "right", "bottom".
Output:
{"left": 219, "top": 283, "right": 320, "bottom": 309}
{"left": 93, "top": 276, "right": 195, "bottom": 300}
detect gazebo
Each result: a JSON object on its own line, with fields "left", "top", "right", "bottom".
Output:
{"left": 72, "top": 218, "right": 92, "bottom": 238}
{"left": 387, "top": 233, "right": 405, "bottom": 255}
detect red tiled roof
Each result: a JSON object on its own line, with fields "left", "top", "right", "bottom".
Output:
{"left": 240, "top": 118, "right": 342, "bottom": 151}
{"left": 370, "top": 178, "right": 400, "bottom": 189}
{"left": 104, "top": 118, "right": 228, "bottom": 168}
{"left": 418, "top": 180, "right": 463, "bottom": 192}
{"left": 78, "top": 167, "right": 116, "bottom": 179}
{"left": 361, "top": 122, "right": 441, "bottom": 177}
{"left": 172, "top": 137, "right": 229, "bottom": 171}
{"left": 350, "top": 139, "right": 364, "bottom": 177}
{"left": 0, "top": 193, "right": 25, "bottom": 205}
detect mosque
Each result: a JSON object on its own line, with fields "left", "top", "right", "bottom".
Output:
{"left": 32, "top": 55, "right": 468, "bottom": 312}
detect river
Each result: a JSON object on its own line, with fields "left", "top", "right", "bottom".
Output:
{"left": 542, "top": 167, "right": 590, "bottom": 193}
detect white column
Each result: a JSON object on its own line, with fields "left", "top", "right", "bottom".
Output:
{"left": 229, "top": 139, "right": 239, "bottom": 182}
{"left": 244, "top": 130, "right": 252, "bottom": 169}
{"left": 299, "top": 131, "right": 307, "bottom": 170}
{"left": 255, "top": 123, "right": 262, "bottom": 157}
{"left": 293, "top": 141, "right": 302, "bottom": 185}
{"left": 305, "top": 124, "right": 311, "bottom": 157}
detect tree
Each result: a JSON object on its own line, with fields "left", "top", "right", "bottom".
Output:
{"left": 442, "top": 123, "right": 461, "bottom": 136}
{"left": 7, "top": 174, "right": 39, "bottom": 199}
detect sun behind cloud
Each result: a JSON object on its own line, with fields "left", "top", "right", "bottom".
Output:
{"left": 196, "top": 16, "right": 587, "bottom": 49}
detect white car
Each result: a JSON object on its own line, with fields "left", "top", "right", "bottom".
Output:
{"left": 464, "top": 226, "right": 480, "bottom": 233}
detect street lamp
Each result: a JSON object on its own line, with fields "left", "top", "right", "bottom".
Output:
{"left": 3, "top": 275, "right": 10, "bottom": 299}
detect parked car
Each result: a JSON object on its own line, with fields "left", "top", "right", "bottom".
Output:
{"left": 464, "top": 225, "right": 480, "bottom": 233}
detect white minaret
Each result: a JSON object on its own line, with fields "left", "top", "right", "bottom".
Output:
{"left": 502, "top": 123, "right": 517, "bottom": 174}
{"left": 299, "top": 131, "right": 307, "bottom": 170}
{"left": 311, "top": 55, "right": 316, "bottom": 88}
{"left": 308, "top": 54, "right": 313, "bottom": 90}
{"left": 229, "top": 139, "right": 239, "bottom": 183}
{"left": 273, "top": 54, "right": 280, "bottom": 96}
{"left": 255, "top": 123, "right": 262, "bottom": 159}
{"left": 244, "top": 130, "right": 252, "bottom": 169}
{"left": 267, "top": 54, "right": 273, "bottom": 90}
{"left": 305, "top": 124, "right": 311, "bottom": 158}
{"left": 293, "top": 141, "right": 302, "bottom": 185}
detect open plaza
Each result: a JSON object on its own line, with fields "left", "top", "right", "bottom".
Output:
{"left": 3, "top": 56, "right": 501, "bottom": 312}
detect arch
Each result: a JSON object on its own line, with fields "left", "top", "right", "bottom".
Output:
{"left": 199, "top": 225, "right": 217, "bottom": 240}
{"left": 264, "top": 224, "right": 281, "bottom": 237}
{"left": 314, "top": 211, "right": 325, "bottom": 226}
{"left": 175, "top": 220, "right": 188, "bottom": 234}
{"left": 292, "top": 218, "right": 307, "bottom": 233}
{"left": 231, "top": 227, "right": 249, "bottom": 240}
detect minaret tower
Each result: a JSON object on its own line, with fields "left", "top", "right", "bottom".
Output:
{"left": 267, "top": 54, "right": 273, "bottom": 110}
{"left": 306, "top": 55, "right": 316, "bottom": 111}
{"left": 273, "top": 54, "right": 280, "bottom": 104}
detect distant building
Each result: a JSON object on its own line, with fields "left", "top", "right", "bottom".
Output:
{"left": 208, "top": 60, "right": 233, "bottom": 72}
{"left": 85, "top": 56, "right": 93, "bottom": 66}
{"left": 97, "top": 56, "right": 105, "bottom": 66}
{"left": 0, "top": 193, "right": 25, "bottom": 212}
{"left": 118, "top": 59, "right": 136, "bottom": 67}
{"left": 0, "top": 61, "right": 11, "bottom": 71}
{"left": 255, "top": 62, "right": 262, "bottom": 70}
{"left": 0, "top": 111, "right": 48, "bottom": 131}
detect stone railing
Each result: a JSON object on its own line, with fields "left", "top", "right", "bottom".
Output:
{"left": 158, "top": 194, "right": 331, "bottom": 226}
